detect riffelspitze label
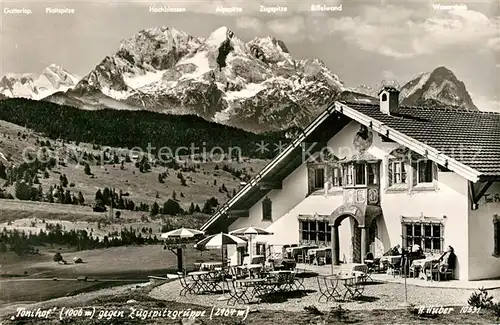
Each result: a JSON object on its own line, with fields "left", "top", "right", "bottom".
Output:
{"left": 46, "top": 8, "right": 75, "bottom": 14}
{"left": 149, "top": 6, "right": 186, "bottom": 13}
{"left": 216, "top": 6, "right": 243, "bottom": 14}
{"left": 3, "top": 7, "right": 33, "bottom": 15}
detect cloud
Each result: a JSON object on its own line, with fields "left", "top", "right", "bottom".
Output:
{"left": 236, "top": 17, "right": 263, "bottom": 32}
{"left": 125, "top": 0, "right": 332, "bottom": 14}
{"left": 470, "top": 92, "right": 500, "bottom": 113}
{"left": 487, "top": 38, "right": 500, "bottom": 51}
{"left": 267, "top": 16, "right": 306, "bottom": 41}
{"left": 326, "top": 5, "right": 500, "bottom": 58}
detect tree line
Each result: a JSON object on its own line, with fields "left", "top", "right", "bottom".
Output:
{"left": 0, "top": 223, "right": 163, "bottom": 256}
{"left": 0, "top": 98, "right": 286, "bottom": 159}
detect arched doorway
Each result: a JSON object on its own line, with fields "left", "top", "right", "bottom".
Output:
{"left": 332, "top": 214, "right": 362, "bottom": 263}
{"left": 330, "top": 204, "right": 383, "bottom": 265}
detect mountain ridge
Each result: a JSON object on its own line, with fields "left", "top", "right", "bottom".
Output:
{"left": 0, "top": 27, "right": 482, "bottom": 131}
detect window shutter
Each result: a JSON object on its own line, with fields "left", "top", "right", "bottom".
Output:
{"left": 387, "top": 159, "right": 393, "bottom": 187}
{"left": 307, "top": 166, "right": 315, "bottom": 194}
{"left": 433, "top": 162, "right": 438, "bottom": 182}
{"left": 495, "top": 221, "right": 498, "bottom": 256}
{"left": 326, "top": 166, "right": 333, "bottom": 190}
{"left": 411, "top": 161, "right": 418, "bottom": 186}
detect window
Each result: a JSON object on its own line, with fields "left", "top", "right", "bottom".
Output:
{"left": 388, "top": 160, "right": 407, "bottom": 185}
{"left": 494, "top": 215, "right": 500, "bottom": 256}
{"left": 343, "top": 163, "right": 379, "bottom": 186}
{"left": 381, "top": 93, "right": 387, "bottom": 101}
{"left": 402, "top": 223, "right": 443, "bottom": 253}
{"left": 367, "top": 164, "right": 377, "bottom": 185}
{"left": 417, "top": 160, "right": 434, "bottom": 183}
{"left": 344, "top": 165, "right": 354, "bottom": 185}
{"left": 355, "top": 163, "right": 365, "bottom": 185}
{"left": 300, "top": 220, "right": 331, "bottom": 245}
{"left": 314, "top": 168, "right": 325, "bottom": 190}
{"left": 332, "top": 167, "right": 342, "bottom": 187}
{"left": 262, "top": 197, "right": 272, "bottom": 221}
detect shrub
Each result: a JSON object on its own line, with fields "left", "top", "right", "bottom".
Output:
{"left": 53, "top": 252, "right": 63, "bottom": 263}
{"left": 468, "top": 287, "right": 493, "bottom": 308}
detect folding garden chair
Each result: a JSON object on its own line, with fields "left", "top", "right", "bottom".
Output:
{"left": 226, "top": 279, "right": 251, "bottom": 306}
{"left": 177, "top": 272, "right": 195, "bottom": 296}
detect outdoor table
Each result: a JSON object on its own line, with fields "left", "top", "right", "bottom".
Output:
{"left": 266, "top": 270, "right": 294, "bottom": 293}
{"left": 308, "top": 247, "right": 331, "bottom": 265}
{"left": 188, "top": 271, "right": 221, "bottom": 294}
{"left": 286, "top": 245, "right": 318, "bottom": 262}
{"left": 317, "top": 275, "right": 348, "bottom": 302}
{"left": 200, "top": 261, "right": 223, "bottom": 270}
{"left": 380, "top": 255, "right": 401, "bottom": 273}
{"left": 238, "top": 264, "right": 263, "bottom": 278}
{"left": 326, "top": 275, "right": 360, "bottom": 301}
{"left": 412, "top": 257, "right": 439, "bottom": 279}
{"left": 236, "top": 278, "right": 268, "bottom": 299}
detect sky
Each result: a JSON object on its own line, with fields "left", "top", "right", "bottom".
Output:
{"left": 1, "top": 0, "right": 499, "bottom": 111}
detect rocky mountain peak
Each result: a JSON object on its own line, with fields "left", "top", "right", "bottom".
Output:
{"left": 400, "top": 66, "right": 477, "bottom": 111}
{"left": 0, "top": 64, "right": 79, "bottom": 100}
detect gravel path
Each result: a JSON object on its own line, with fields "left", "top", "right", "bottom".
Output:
{"left": 149, "top": 277, "right": 500, "bottom": 312}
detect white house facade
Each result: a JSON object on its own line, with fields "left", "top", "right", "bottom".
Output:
{"left": 201, "top": 86, "right": 500, "bottom": 281}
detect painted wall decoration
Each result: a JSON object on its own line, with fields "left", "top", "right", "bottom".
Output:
{"left": 356, "top": 189, "right": 366, "bottom": 203}
{"left": 344, "top": 189, "right": 355, "bottom": 205}
{"left": 368, "top": 188, "right": 379, "bottom": 205}
{"left": 353, "top": 125, "right": 373, "bottom": 152}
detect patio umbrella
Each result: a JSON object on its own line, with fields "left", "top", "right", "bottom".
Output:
{"left": 161, "top": 228, "right": 204, "bottom": 272}
{"left": 195, "top": 233, "right": 246, "bottom": 299}
{"left": 161, "top": 227, "right": 204, "bottom": 239}
{"left": 230, "top": 226, "right": 273, "bottom": 263}
{"left": 195, "top": 233, "right": 247, "bottom": 269}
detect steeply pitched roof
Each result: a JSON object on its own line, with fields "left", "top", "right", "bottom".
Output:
{"left": 201, "top": 100, "right": 500, "bottom": 231}
{"left": 341, "top": 102, "right": 500, "bottom": 178}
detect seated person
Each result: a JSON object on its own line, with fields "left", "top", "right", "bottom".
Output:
{"left": 435, "top": 246, "right": 456, "bottom": 274}
{"left": 408, "top": 244, "right": 424, "bottom": 260}
{"left": 383, "top": 244, "right": 402, "bottom": 256}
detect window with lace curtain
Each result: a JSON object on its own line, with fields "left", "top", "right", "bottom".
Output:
{"left": 402, "top": 222, "right": 443, "bottom": 253}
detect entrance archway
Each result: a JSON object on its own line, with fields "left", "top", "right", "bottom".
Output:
{"left": 329, "top": 204, "right": 381, "bottom": 265}
{"left": 330, "top": 214, "right": 362, "bottom": 263}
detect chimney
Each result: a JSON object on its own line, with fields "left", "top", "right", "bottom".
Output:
{"left": 378, "top": 85, "right": 400, "bottom": 115}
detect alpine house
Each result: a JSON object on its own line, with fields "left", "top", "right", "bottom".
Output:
{"left": 201, "top": 85, "right": 500, "bottom": 281}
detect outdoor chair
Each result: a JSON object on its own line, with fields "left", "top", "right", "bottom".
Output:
{"left": 426, "top": 262, "right": 454, "bottom": 281}
{"left": 344, "top": 272, "right": 366, "bottom": 299}
{"left": 225, "top": 279, "right": 250, "bottom": 305}
{"left": 291, "top": 270, "right": 305, "bottom": 291}
{"left": 316, "top": 275, "right": 330, "bottom": 302}
{"left": 425, "top": 262, "right": 440, "bottom": 281}
{"left": 387, "top": 259, "right": 402, "bottom": 277}
{"left": 177, "top": 272, "right": 195, "bottom": 296}
{"left": 297, "top": 254, "right": 304, "bottom": 263}
{"left": 304, "top": 254, "right": 311, "bottom": 264}
{"left": 440, "top": 266, "right": 454, "bottom": 280}
{"left": 408, "top": 264, "right": 419, "bottom": 278}
{"left": 228, "top": 266, "right": 244, "bottom": 279}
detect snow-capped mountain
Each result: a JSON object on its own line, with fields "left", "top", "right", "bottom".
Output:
{"left": 0, "top": 64, "right": 80, "bottom": 100}
{"left": 31, "top": 27, "right": 479, "bottom": 132}
{"left": 399, "top": 66, "right": 478, "bottom": 111}
{"left": 48, "top": 26, "right": 347, "bottom": 132}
